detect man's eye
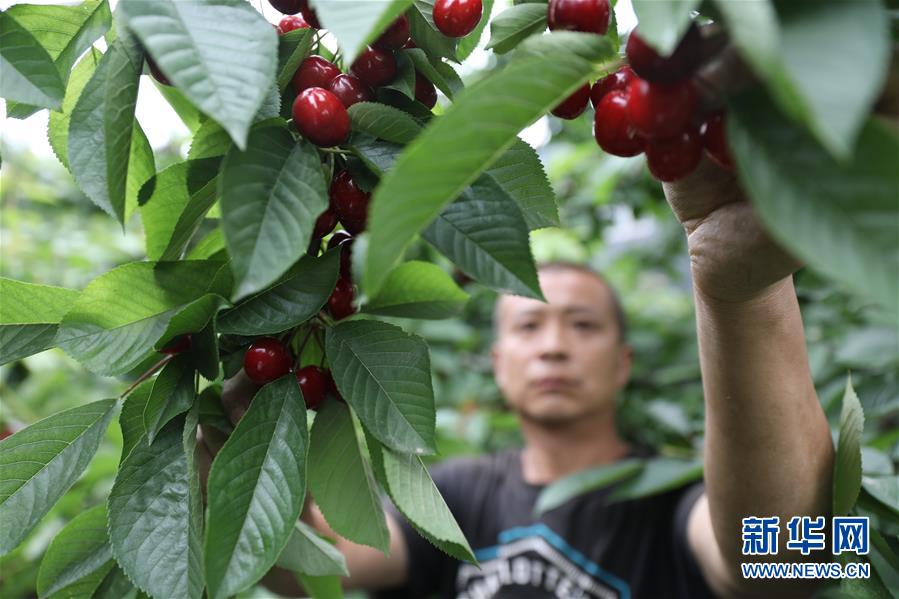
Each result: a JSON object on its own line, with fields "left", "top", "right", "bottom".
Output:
{"left": 574, "top": 321, "right": 599, "bottom": 330}
{"left": 516, "top": 322, "right": 538, "bottom": 331}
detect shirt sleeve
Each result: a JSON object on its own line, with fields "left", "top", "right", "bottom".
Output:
{"left": 671, "top": 482, "right": 719, "bottom": 598}
{"left": 370, "top": 459, "right": 473, "bottom": 599}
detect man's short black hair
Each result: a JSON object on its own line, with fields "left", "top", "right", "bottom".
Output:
{"left": 493, "top": 262, "right": 629, "bottom": 343}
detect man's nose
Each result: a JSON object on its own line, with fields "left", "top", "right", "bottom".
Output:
{"left": 537, "top": 321, "right": 569, "bottom": 360}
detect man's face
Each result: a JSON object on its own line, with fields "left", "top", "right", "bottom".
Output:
{"left": 491, "top": 268, "right": 632, "bottom": 425}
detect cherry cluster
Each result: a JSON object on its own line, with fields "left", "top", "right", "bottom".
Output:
{"left": 273, "top": 3, "right": 437, "bottom": 149}
{"left": 538, "top": 0, "right": 733, "bottom": 182}
{"left": 243, "top": 337, "right": 342, "bottom": 410}
{"left": 591, "top": 24, "right": 732, "bottom": 181}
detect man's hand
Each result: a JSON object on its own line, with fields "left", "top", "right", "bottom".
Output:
{"left": 662, "top": 158, "right": 803, "bottom": 304}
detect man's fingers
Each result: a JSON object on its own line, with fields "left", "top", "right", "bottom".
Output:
{"left": 221, "top": 369, "right": 258, "bottom": 425}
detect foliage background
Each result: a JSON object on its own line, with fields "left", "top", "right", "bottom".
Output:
{"left": 2, "top": 108, "right": 897, "bottom": 596}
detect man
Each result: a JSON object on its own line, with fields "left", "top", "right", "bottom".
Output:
{"left": 206, "top": 158, "right": 834, "bottom": 597}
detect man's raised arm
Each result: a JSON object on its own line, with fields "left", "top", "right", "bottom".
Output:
{"left": 662, "top": 160, "right": 834, "bottom": 595}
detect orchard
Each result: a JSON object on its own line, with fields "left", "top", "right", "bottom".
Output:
{"left": 0, "top": 0, "right": 897, "bottom": 598}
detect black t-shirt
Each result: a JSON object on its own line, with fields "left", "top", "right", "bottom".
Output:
{"left": 376, "top": 448, "right": 716, "bottom": 599}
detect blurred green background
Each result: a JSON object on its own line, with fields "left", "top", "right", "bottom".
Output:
{"left": 1, "top": 103, "right": 897, "bottom": 597}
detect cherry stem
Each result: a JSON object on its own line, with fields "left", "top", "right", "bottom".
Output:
{"left": 120, "top": 354, "right": 173, "bottom": 399}
{"left": 295, "top": 327, "right": 316, "bottom": 368}
{"left": 319, "top": 147, "right": 346, "bottom": 154}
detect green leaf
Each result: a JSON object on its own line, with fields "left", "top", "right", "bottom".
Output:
{"left": 108, "top": 415, "right": 204, "bottom": 599}
{"left": 55, "top": 260, "right": 232, "bottom": 376}
{"left": 404, "top": 48, "right": 460, "bottom": 100}
{"left": 120, "top": 380, "right": 153, "bottom": 461}
{"left": 67, "top": 35, "right": 145, "bottom": 224}
{"left": 0, "top": 278, "right": 78, "bottom": 365}
{"left": 631, "top": 0, "right": 699, "bottom": 55}
{"left": 729, "top": 95, "right": 899, "bottom": 318}
{"left": 220, "top": 125, "right": 329, "bottom": 299}
{"left": 535, "top": 459, "right": 643, "bottom": 516}
{"left": 486, "top": 138, "right": 558, "bottom": 230}
{"left": 188, "top": 119, "right": 233, "bottom": 160}
{"left": 307, "top": 400, "right": 391, "bottom": 552}
{"left": 277, "top": 27, "right": 314, "bottom": 91}
{"left": 37, "top": 504, "right": 113, "bottom": 598}
{"left": 143, "top": 354, "right": 195, "bottom": 444}
{"left": 408, "top": 0, "right": 458, "bottom": 62}
{"left": 383, "top": 50, "right": 417, "bottom": 100}
{"left": 607, "top": 457, "right": 703, "bottom": 502}
{"left": 364, "top": 261, "right": 469, "bottom": 319}
{"left": 140, "top": 158, "right": 220, "bottom": 261}
{"left": 48, "top": 48, "right": 102, "bottom": 170}
{"left": 0, "top": 11, "right": 65, "bottom": 109}
{"left": 364, "top": 32, "right": 614, "bottom": 294}
{"left": 366, "top": 431, "right": 476, "bottom": 563}
{"left": 348, "top": 101, "right": 423, "bottom": 144}
{"left": 297, "top": 574, "right": 343, "bottom": 599}
{"left": 423, "top": 174, "right": 543, "bottom": 299}
{"left": 188, "top": 316, "right": 222, "bottom": 381}
{"left": 91, "top": 566, "right": 136, "bottom": 599}
{"left": 456, "top": 0, "right": 493, "bottom": 61}
{"left": 5, "top": 0, "right": 111, "bottom": 119}
{"left": 833, "top": 376, "right": 865, "bottom": 516}
{"left": 862, "top": 475, "right": 899, "bottom": 517}
{"left": 348, "top": 133, "right": 404, "bottom": 176}
{"left": 119, "top": 0, "right": 278, "bottom": 149}
{"left": 204, "top": 377, "right": 309, "bottom": 599}
{"left": 0, "top": 398, "right": 117, "bottom": 556}
{"left": 277, "top": 521, "right": 349, "bottom": 577}
{"left": 218, "top": 250, "right": 340, "bottom": 336}
{"left": 775, "top": 0, "right": 889, "bottom": 159}
{"left": 487, "top": 3, "right": 547, "bottom": 54}
{"left": 315, "top": 0, "right": 416, "bottom": 66}
{"left": 186, "top": 228, "right": 227, "bottom": 261}
{"left": 326, "top": 320, "right": 437, "bottom": 454}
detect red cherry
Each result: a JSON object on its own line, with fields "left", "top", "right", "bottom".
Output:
{"left": 160, "top": 334, "right": 192, "bottom": 355}
{"left": 414, "top": 72, "right": 438, "bottom": 109}
{"left": 330, "top": 170, "right": 370, "bottom": 234}
{"left": 277, "top": 15, "right": 309, "bottom": 34}
{"left": 328, "top": 74, "right": 374, "bottom": 108}
{"left": 292, "top": 88, "right": 350, "bottom": 147}
{"left": 293, "top": 55, "right": 340, "bottom": 93}
{"left": 299, "top": 0, "right": 321, "bottom": 28}
{"left": 626, "top": 78, "right": 697, "bottom": 139}
{"left": 590, "top": 66, "right": 634, "bottom": 108}
{"left": 147, "top": 57, "right": 170, "bottom": 86}
{"left": 701, "top": 112, "right": 734, "bottom": 170}
{"left": 312, "top": 208, "right": 338, "bottom": 240}
{"left": 328, "top": 277, "right": 356, "bottom": 320}
{"left": 350, "top": 46, "right": 397, "bottom": 88}
{"left": 646, "top": 127, "right": 702, "bottom": 182}
{"left": 295, "top": 365, "right": 328, "bottom": 410}
{"left": 270, "top": 0, "right": 301, "bottom": 14}
{"left": 625, "top": 23, "right": 702, "bottom": 83}
{"left": 374, "top": 15, "right": 411, "bottom": 50}
{"left": 593, "top": 90, "right": 645, "bottom": 157}
{"left": 433, "top": 0, "right": 483, "bottom": 38}
{"left": 547, "top": 0, "right": 610, "bottom": 35}
{"left": 243, "top": 337, "right": 293, "bottom": 385}
{"left": 551, "top": 84, "right": 590, "bottom": 119}
{"left": 0, "top": 427, "right": 12, "bottom": 441}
